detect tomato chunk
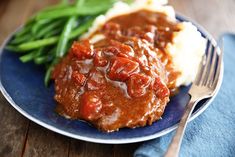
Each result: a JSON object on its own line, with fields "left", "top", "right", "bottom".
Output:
{"left": 153, "top": 76, "right": 170, "bottom": 98}
{"left": 127, "top": 73, "right": 151, "bottom": 97}
{"left": 108, "top": 57, "right": 139, "bottom": 81}
{"left": 110, "top": 40, "right": 134, "bottom": 58}
{"left": 103, "top": 46, "right": 119, "bottom": 56}
{"left": 70, "top": 40, "right": 94, "bottom": 60}
{"left": 79, "top": 92, "right": 102, "bottom": 121}
{"left": 86, "top": 70, "right": 106, "bottom": 90}
{"left": 72, "top": 71, "right": 86, "bottom": 86}
{"left": 94, "top": 50, "right": 108, "bottom": 67}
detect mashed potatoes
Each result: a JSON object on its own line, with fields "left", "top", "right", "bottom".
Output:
{"left": 83, "top": 0, "right": 206, "bottom": 87}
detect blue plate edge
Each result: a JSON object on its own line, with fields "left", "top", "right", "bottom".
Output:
{"left": 0, "top": 13, "right": 224, "bottom": 144}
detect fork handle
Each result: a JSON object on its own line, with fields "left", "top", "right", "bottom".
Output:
{"left": 164, "top": 96, "right": 199, "bottom": 157}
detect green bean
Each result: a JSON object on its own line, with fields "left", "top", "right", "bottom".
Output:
{"left": 44, "top": 57, "right": 59, "bottom": 86}
{"left": 34, "top": 46, "right": 54, "bottom": 64}
{"left": 44, "top": 28, "right": 62, "bottom": 38}
{"left": 36, "top": 4, "right": 111, "bottom": 20}
{"left": 69, "top": 18, "right": 94, "bottom": 38}
{"left": 36, "top": 7, "right": 78, "bottom": 20}
{"left": 34, "top": 56, "right": 48, "bottom": 65}
{"left": 5, "top": 45, "right": 22, "bottom": 52}
{"left": 36, "top": 19, "right": 65, "bottom": 39}
{"left": 15, "top": 23, "right": 33, "bottom": 38}
{"left": 11, "top": 34, "right": 33, "bottom": 45}
{"left": 36, "top": 47, "right": 45, "bottom": 57}
{"left": 31, "top": 19, "right": 53, "bottom": 35}
{"left": 19, "top": 50, "right": 38, "bottom": 62}
{"left": 44, "top": 65, "right": 54, "bottom": 86}
{"left": 17, "top": 37, "right": 59, "bottom": 51}
{"left": 27, "top": 0, "right": 70, "bottom": 23}
{"left": 83, "top": 0, "right": 117, "bottom": 7}
{"left": 56, "top": 16, "right": 77, "bottom": 58}
{"left": 34, "top": 47, "right": 55, "bottom": 64}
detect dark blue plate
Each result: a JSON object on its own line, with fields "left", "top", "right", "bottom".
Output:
{"left": 0, "top": 14, "right": 223, "bottom": 144}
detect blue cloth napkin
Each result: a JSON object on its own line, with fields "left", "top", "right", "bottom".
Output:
{"left": 134, "top": 33, "right": 235, "bottom": 157}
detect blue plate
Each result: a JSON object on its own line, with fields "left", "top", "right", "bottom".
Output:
{"left": 0, "top": 14, "right": 223, "bottom": 144}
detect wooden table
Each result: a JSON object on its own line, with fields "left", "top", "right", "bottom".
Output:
{"left": 0, "top": 0, "right": 234, "bottom": 156}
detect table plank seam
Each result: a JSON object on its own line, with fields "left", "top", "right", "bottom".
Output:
{"left": 20, "top": 121, "right": 30, "bottom": 157}
{"left": 67, "top": 139, "right": 71, "bottom": 157}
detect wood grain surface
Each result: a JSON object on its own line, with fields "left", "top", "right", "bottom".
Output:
{"left": 0, "top": 0, "right": 234, "bottom": 157}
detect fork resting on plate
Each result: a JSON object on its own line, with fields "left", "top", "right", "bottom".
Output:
{"left": 164, "top": 39, "right": 223, "bottom": 157}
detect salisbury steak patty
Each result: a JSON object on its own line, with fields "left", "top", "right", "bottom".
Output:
{"left": 52, "top": 10, "right": 180, "bottom": 132}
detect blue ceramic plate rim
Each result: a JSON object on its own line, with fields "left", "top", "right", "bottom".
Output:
{"left": 0, "top": 13, "right": 223, "bottom": 144}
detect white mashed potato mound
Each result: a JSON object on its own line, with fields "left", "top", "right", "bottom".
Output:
{"left": 166, "top": 22, "right": 206, "bottom": 86}
{"left": 83, "top": 0, "right": 206, "bottom": 87}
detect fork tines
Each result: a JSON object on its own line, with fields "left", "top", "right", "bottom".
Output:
{"left": 195, "top": 38, "right": 223, "bottom": 90}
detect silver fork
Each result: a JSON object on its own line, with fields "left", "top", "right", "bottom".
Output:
{"left": 164, "top": 39, "right": 223, "bottom": 157}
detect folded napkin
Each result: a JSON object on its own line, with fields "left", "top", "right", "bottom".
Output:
{"left": 134, "top": 33, "right": 235, "bottom": 157}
